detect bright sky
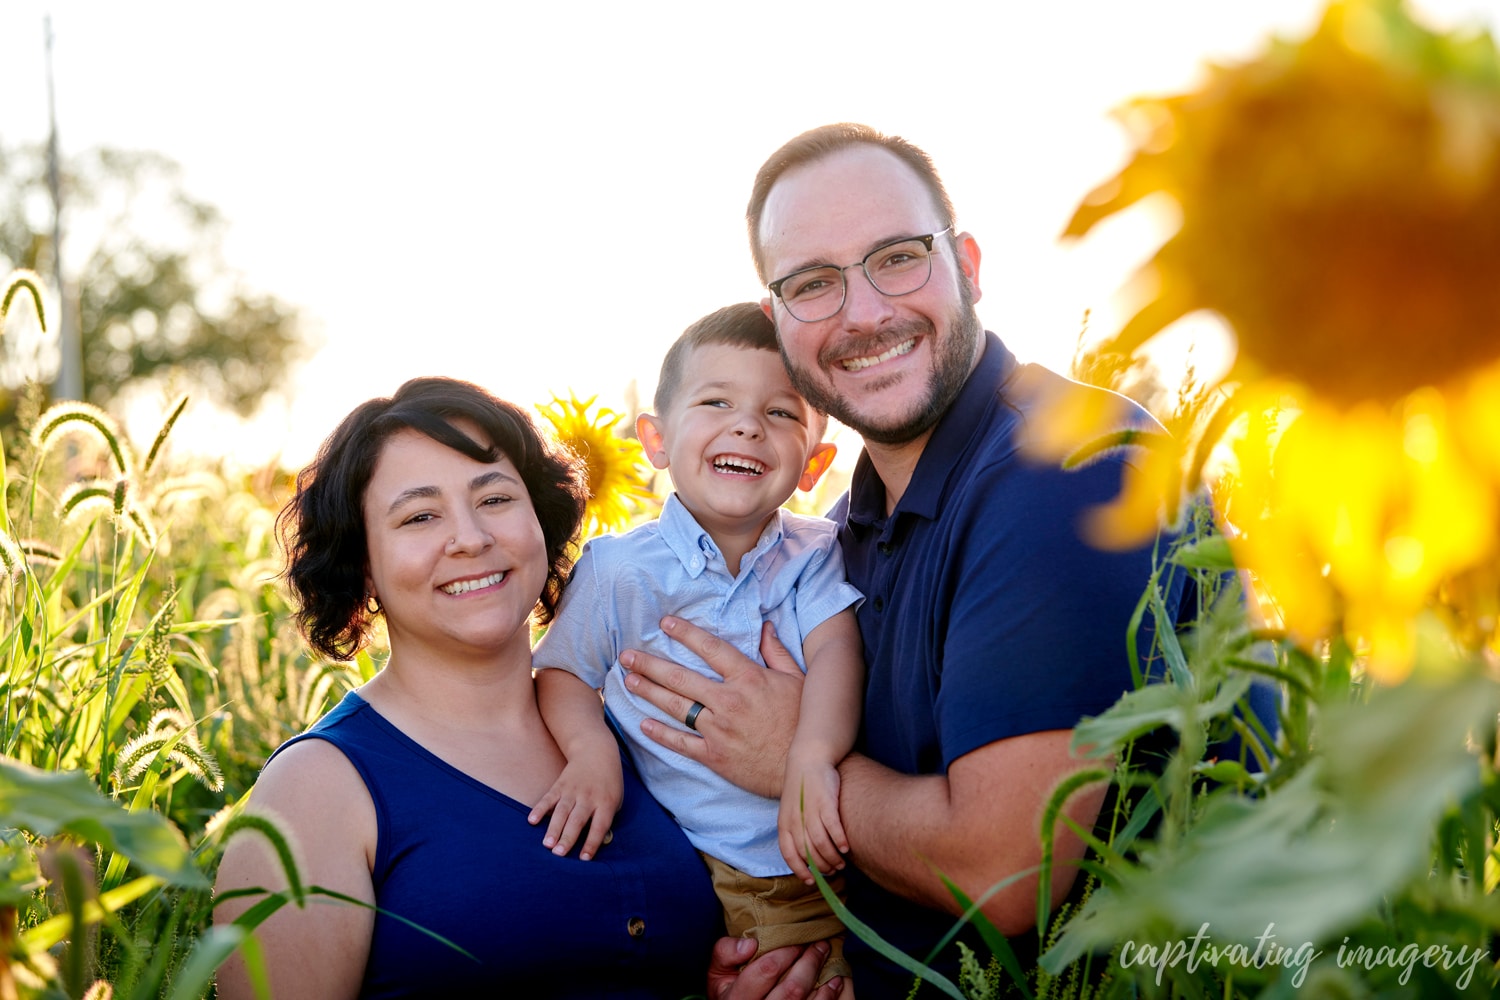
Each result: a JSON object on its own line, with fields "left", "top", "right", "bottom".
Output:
{"left": 2, "top": 1, "right": 1494, "bottom": 469}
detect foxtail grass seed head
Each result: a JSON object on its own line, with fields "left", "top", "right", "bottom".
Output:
{"left": 114, "top": 710, "right": 224, "bottom": 792}
{"left": 1, "top": 269, "right": 47, "bottom": 332}
{"left": 0, "top": 530, "right": 23, "bottom": 580}
{"left": 32, "top": 401, "right": 135, "bottom": 479}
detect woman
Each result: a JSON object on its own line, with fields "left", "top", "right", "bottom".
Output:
{"left": 214, "top": 377, "right": 840, "bottom": 999}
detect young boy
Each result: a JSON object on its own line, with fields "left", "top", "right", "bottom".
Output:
{"left": 531, "top": 302, "right": 863, "bottom": 987}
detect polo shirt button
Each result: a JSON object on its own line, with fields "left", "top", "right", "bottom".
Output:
{"left": 878, "top": 542, "right": 893, "bottom": 556}
{"left": 873, "top": 596, "right": 885, "bottom": 612}
{"left": 627, "top": 916, "right": 646, "bottom": 938}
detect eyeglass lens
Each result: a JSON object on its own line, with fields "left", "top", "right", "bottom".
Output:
{"left": 778, "top": 237, "right": 936, "bottom": 322}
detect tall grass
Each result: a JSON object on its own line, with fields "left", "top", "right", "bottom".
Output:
{"left": 1, "top": 271, "right": 353, "bottom": 999}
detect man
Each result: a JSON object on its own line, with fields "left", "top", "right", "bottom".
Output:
{"left": 625, "top": 124, "right": 1178, "bottom": 997}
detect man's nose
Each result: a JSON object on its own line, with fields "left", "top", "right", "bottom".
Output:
{"left": 840, "top": 265, "right": 896, "bottom": 329}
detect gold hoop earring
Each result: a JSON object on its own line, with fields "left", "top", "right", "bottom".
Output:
{"left": 366, "top": 594, "right": 382, "bottom": 615}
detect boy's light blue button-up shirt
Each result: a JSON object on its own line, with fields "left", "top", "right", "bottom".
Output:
{"left": 533, "top": 493, "right": 863, "bottom": 876}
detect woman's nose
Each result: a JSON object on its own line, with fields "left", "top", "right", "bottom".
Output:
{"left": 446, "top": 515, "right": 494, "bottom": 553}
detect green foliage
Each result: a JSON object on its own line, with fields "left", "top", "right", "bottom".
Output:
{"left": 830, "top": 501, "right": 1500, "bottom": 997}
{"left": 0, "top": 275, "right": 350, "bottom": 996}
{"left": 0, "top": 142, "right": 308, "bottom": 433}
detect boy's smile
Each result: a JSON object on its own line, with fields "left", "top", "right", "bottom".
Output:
{"left": 637, "top": 344, "right": 834, "bottom": 569}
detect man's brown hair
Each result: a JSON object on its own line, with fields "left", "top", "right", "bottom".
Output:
{"left": 746, "top": 123, "right": 957, "bottom": 283}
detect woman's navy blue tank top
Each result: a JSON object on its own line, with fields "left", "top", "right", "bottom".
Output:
{"left": 274, "top": 691, "right": 722, "bottom": 998}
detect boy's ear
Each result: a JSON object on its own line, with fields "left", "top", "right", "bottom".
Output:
{"left": 798, "top": 441, "right": 838, "bottom": 493}
{"left": 635, "top": 413, "right": 671, "bottom": 470}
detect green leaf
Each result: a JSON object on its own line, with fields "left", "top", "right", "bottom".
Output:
{"left": 1073, "top": 673, "right": 1252, "bottom": 752}
{"left": 1168, "top": 534, "right": 1236, "bottom": 572}
{"left": 0, "top": 757, "right": 203, "bottom": 887}
{"left": 1047, "top": 674, "right": 1500, "bottom": 970}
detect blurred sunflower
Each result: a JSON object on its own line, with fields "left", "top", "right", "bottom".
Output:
{"left": 536, "top": 393, "right": 656, "bottom": 540}
{"left": 1062, "top": 0, "right": 1500, "bottom": 679}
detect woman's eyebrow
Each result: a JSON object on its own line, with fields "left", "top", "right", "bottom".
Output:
{"left": 386, "top": 485, "right": 439, "bottom": 515}
{"left": 384, "top": 471, "right": 519, "bottom": 515}
{"left": 471, "top": 470, "right": 519, "bottom": 490}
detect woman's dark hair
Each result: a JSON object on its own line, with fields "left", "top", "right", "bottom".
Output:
{"left": 279, "top": 377, "right": 587, "bottom": 661}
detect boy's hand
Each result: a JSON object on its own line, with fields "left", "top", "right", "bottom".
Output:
{"left": 778, "top": 756, "right": 848, "bottom": 882}
{"left": 527, "top": 753, "right": 623, "bottom": 861}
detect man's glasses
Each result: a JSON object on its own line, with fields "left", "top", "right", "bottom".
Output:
{"left": 767, "top": 227, "right": 953, "bottom": 323}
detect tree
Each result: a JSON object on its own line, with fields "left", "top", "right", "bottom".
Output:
{"left": 0, "top": 142, "right": 306, "bottom": 429}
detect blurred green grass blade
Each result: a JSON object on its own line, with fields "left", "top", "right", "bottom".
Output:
{"left": 807, "top": 866, "right": 964, "bottom": 998}
{"left": 170, "top": 923, "right": 270, "bottom": 1000}
{"left": 23, "top": 875, "right": 164, "bottom": 952}
{"left": 939, "top": 874, "right": 1034, "bottom": 1000}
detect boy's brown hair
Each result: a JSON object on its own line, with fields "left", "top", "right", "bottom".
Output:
{"left": 654, "top": 302, "right": 779, "bottom": 415}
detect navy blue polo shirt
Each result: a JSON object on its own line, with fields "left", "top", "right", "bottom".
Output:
{"left": 833, "top": 332, "right": 1179, "bottom": 995}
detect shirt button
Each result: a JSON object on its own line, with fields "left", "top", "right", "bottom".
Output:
{"left": 878, "top": 542, "right": 893, "bottom": 556}
{"left": 627, "top": 917, "right": 646, "bottom": 938}
{"left": 873, "top": 596, "right": 885, "bottom": 612}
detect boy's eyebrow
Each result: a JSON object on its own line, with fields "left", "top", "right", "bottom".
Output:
{"left": 685, "top": 378, "right": 737, "bottom": 395}
{"left": 385, "top": 470, "right": 520, "bottom": 515}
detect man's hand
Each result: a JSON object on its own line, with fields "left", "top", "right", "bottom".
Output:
{"left": 622, "top": 618, "right": 805, "bottom": 798}
{"left": 708, "top": 937, "right": 843, "bottom": 1000}
{"left": 526, "top": 753, "right": 622, "bottom": 861}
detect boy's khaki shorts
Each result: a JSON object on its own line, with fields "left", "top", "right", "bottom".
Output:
{"left": 700, "top": 852, "right": 853, "bottom": 987}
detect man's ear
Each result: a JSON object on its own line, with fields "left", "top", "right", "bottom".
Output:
{"left": 954, "top": 230, "right": 982, "bottom": 306}
{"left": 798, "top": 442, "right": 838, "bottom": 493}
{"left": 635, "top": 413, "right": 671, "bottom": 471}
{"left": 760, "top": 297, "right": 774, "bottom": 322}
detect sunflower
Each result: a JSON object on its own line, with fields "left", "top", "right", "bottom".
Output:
{"left": 1062, "top": 0, "right": 1500, "bottom": 679}
{"left": 536, "top": 393, "right": 657, "bottom": 540}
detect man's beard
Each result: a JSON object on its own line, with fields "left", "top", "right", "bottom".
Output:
{"left": 780, "top": 283, "right": 982, "bottom": 446}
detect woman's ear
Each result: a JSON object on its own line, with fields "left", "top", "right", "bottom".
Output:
{"left": 798, "top": 442, "right": 838, "bottom": 492}
{"left": 635, "top": 413, "right": 671, "bottom": 471}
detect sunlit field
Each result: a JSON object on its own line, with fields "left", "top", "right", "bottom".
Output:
{"left": 4, "top": 1, "right": 1500, "bottom": 996}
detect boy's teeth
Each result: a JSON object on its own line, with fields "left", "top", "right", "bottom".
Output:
{"left": 713, "top": 456, "right": 765, "bottom": 475}
{"left": 842, "top": 338, "right": 916, "bottom": 371}
{"left": 441, "top": 571, "right": 506, "bottom": 594}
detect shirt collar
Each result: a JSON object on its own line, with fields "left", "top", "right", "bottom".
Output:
{"left": 847, "top": 331, "right": 1017, "bottom": 529}
{"left": 657, "top": 492, "right": 785, "bottom": 579}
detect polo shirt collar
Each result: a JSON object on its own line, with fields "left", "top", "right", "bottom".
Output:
{"left": 657, "top": 492, "right": 785, "bottom": 580}
{"left": 846, "top": 331, "right": 1017, "bottom": 530}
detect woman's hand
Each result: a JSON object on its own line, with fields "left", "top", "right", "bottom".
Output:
{"left": 708, "top": 937, "right": 844, "bottom": 1000}
{"left": 622, "top": 618, "right": 804, "bottom": 798}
